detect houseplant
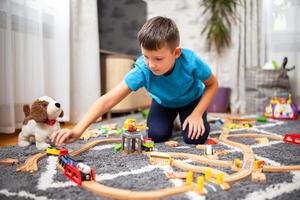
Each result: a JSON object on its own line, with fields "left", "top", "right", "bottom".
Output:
{"left": 201, "top": 0, "right": 241, "bottom": 113}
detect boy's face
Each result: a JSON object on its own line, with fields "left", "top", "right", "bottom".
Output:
{"left": 141, "top": 45, "right": 181, "bottom": 76}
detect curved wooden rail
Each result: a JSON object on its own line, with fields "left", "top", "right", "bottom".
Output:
{"left": 16, "top": 130, "right": 300, "bottom": 199}
{"left": 57, "top": 138, "right": 197, "bottom": 200}
{"left": 0, "top": 158, "right": 18, "bottom": 165}
{"left": 16, "top": 152, "right": 47, "bottom": 173}
{"left": 263, "top": 165, "right": 300, "bottom": 172}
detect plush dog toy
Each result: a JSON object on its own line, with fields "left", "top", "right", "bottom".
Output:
{"left": 18, "top": 96, "right": 64, "bottom": 150}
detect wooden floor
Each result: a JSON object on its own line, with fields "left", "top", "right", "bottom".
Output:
{"left": 0, "top": 123, "right": 75, "bottom": 147}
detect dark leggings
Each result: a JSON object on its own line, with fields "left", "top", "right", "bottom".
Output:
{"left": 147, "top": 97, "right": 210, "bottom": 144}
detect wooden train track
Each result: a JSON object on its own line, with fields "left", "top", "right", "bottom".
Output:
{"left": 15, "top": 130, "right": 300, "bottom": 199}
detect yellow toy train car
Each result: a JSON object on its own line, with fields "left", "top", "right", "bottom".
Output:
{"left": 46, "top": 147, "right": 68, "bottom": 156}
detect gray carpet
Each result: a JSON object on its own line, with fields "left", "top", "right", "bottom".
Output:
{"left": 1, "top": 113, "right": 300, "bottom": 200}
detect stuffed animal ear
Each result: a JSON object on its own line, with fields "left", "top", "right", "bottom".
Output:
{"left": 59, "top": 110, "right": 64, "bottom": 118}
{"left": 23, "top": 104, "right": 30, "bottom": 117}
{"left": 30, "top": 100, "right": 48, "bottom": 123}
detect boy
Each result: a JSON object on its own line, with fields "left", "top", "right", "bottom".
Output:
{"left": 50, "top": 16, "right": 218, "bottom": 146}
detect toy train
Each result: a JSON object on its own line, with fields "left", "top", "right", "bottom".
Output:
{"left": 58, "top": 154, "right": 95, "bottom": 186}
{"left": 142, "top": 138, "right": 154, "bottom": 151}
{"left": 46, "top": 147, "right": 68, "bottom": 156}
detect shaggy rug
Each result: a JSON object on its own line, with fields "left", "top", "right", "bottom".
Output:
{"left": 1, "top": 113, "right": 300, "bottom": 200}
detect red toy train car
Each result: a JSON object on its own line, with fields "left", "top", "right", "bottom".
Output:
{"left": 59, "top": 155, "right": 95, "bottom": 186}
{"left": 283, "top": 133, "right": 300, "bottom": 144}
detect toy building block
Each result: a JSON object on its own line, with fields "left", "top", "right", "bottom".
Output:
{"left": 205, "top": 145, "right": 213, "bottom": 155}
{"left": 197, "top": 176, "right": 205, "bottom": 194}
{"left": 0, "top": 158, "right": 19, "bottom": 165}
{"left": 255, "top": 137, "right": 269, "bottom": 144}
{"left": 256, "top": 117, "right": 267, "bottom": 122}
{"left": 251, "top": 171, "right": 266, "bottom": 182}
{"left": 283, "top": 133, "right": 300, "bottom": 144}
{"left": 216, "top": 173, "right": 224, "bottom": 185}
{"left": 165, "top": 140, "right": 178, "bottom": 147}
{"left": 186, "top": 171, "right": 193, "bottom": 185}
{"left": 204, "top": 169, "right": 212, "bottom": 181}
{"left": 121, "top": 132, "right": 142, "bottom": 154}
{"left": 114, "top": 144, "right": 122, "bottom": 152}
{"left": 234, "top": 158, "right": 241, "bottom": 167}
{"left": 231, "top": 158, "right": 241, "bottom": 171}
{"left": 207, "top": 138, "right": 218, "bottom": 145}
{"left": 254, "top": 160, "right": 265, "bottom": 170}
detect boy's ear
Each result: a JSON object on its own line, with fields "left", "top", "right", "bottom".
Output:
{"left": 174, "top": 47, "right": 181, "bottom": 58}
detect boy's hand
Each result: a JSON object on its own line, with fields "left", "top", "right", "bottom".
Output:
{"left": 49, "top": 129, "right": 80, "bottom": 146}
{"left": 182, "top": 113, "right": 205, "bottom": 140}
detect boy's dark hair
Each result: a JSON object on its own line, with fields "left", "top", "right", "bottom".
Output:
{"left": 138, "top": 16, "right": 180, "bottom": 51}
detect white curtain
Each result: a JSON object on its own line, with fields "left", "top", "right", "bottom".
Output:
{"left": 70, "top": 0, "right": 100, "bottom": 123}
{"left": 217, "top": 0, "right": 265, "bottom": 114}
{"left": 0, "top": 0, "right": 70, "bottom": 133}
{"left": 263, "top": 0, "right": 300, "bottom": 107}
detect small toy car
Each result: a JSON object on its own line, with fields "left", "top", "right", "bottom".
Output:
{"left": 142, "top": 138, "right": 154, "bottom": 151}
{"left": 283, "top": 133, "right": 300, "bottom": 144}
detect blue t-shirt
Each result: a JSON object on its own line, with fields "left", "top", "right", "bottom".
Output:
{"left": 124, "top": 48, "right": 212, "bottom": 108}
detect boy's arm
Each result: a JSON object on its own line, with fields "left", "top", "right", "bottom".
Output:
{"left": 192, "top": 74, "right": 219, "bottom": 116}
{"left": 51, "top": 80, "right": 132, "bottom": 145}
{"left": 72, "top": 80, "right": 132, "bottom": 136}
{"left": 182, "top": 74, "right": 218, "bottom": 139}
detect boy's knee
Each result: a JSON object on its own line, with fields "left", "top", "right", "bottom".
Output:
{"left": 148, "top": 125, "right": 172, "bottom": 143}
{"left": 183, "top": 136, "right": 207, "bottom": 145}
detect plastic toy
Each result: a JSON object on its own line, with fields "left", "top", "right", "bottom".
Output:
{"left": 205, "top": 145, "right": 213, "bottom": 155}
{"left": 17, "top": 131, "right": 300, "bottom": 199}
{"left": 186, "top": 171, "right": 193, "bottom": 184}
{"left": 114, "top": 144, "right": 122, "bottom": 152}
{"left": 121, "top": 132, "right": 143, "bottom": 154}
{"left": 216, "top": 173, "right": 224, "bottom": 184}
{"left": 207, "top": 138, "right": 218, "bottom": 145}
{"left": 59, "top": 154, "right": 95, "bottom": 186}
{"left": 141, "top": 138, "right": 154, "bottom": 151}
{"left": 46, "top": 147, "right": 68, "bottom": 156}
{"left": 264, "top": 93, "right": 298, "bottom": 120}
{"left": 123, "top": 119, "right": 137, "bottom": 132}
{"left": 197, "top": 176, "right": 205, "bottom": 194}
{"left": 204, "top": 169, "right": 211, "bottom": 181}
{"left": 256, "top": 117, "right": 267, "bottom": 122}
{"left": 283, "top": 133, "right": 300, "bottom": 144}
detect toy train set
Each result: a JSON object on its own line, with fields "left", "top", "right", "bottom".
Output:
{"left": 46, "top": 146, "right": 95, "bottom": 185}
{"left": 5, "top": 116, "right": 299, "bottom": 200}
